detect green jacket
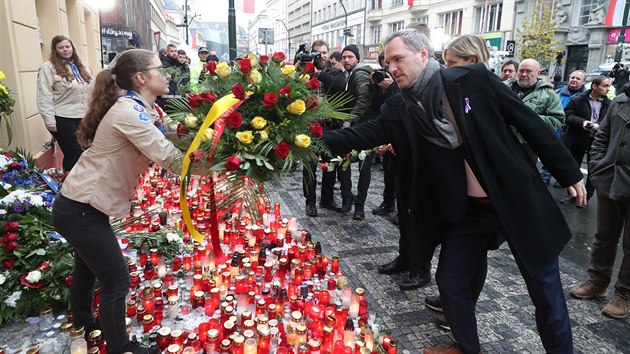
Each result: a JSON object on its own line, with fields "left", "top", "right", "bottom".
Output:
{"left": 345, "top": 65, "right": 378, "bottom": 123}
{"left": 505, "top": 77, "right": 565, "bottom": 143}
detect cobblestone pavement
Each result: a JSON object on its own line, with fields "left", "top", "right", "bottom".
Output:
{"left": 1, "top": 163, "right": 628, "bottom": 353}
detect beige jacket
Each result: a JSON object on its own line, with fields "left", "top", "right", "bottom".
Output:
{"left": 61, "top": 95, "right": 183, "bottom": 217}
{"left": 37, "top": 61, "right": 91, "bottom": 125}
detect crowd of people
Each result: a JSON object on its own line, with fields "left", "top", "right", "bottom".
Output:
{"left": 33, "top": 26, "right": 630, "bottom": 353}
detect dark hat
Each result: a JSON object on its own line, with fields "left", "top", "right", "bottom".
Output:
{"left": 198, "top": 47, "right": 209, "bottom": 53}
{"left": 341, "top": 44, "right": 360, "bottom": 61}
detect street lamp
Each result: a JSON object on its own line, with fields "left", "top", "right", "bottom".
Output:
{"left": 175, "top": 0, "right": 200, "bottom": 45}
{"left": 615, "top": 1, "right": 630, "bottom": 62}
{"left": 276, "top": 19, "right": 290, "bottom": 60}
{"left": 339, "top": 0, "right": 349, "bottom": 46}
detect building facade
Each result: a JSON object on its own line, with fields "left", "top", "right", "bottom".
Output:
{"left": 0, "top": 0, "right": 101, "bottom": 154}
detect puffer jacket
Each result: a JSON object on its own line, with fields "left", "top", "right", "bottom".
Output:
{"left": 589, "top": 92, "right": 630, "bottom": 201}
{"left": 345, "top": 65, "right": 378, "bottom": 123}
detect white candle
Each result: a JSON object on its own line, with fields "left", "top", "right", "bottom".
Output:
{"left": 244, "top": 338, "right": 257, "bottom": 354}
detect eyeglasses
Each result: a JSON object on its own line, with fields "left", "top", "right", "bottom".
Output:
{"left": 141, "top": 65, "right": 170, "bottom": 78}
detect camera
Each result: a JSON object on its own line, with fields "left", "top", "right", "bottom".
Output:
{"left": 295, "top": 44, "right": 322, "bottom": 63}
{"left": 585, "top": 122, "right": 598, "bottom": 133}
{"left": 372, "top": 67, "right": 389, "bottom": 84}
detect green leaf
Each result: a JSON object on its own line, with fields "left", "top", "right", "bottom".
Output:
{"left": 35, "top": 249, "right": 46, "bottom": 256}
{"left": 263, "top": 160, "right": 274, "bottom": 170}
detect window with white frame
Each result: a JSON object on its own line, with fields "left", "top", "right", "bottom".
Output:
{"left": 439, "top": 10, "right": 463, "bottom": 36}
{"left": 412, "top": 16, "right": 429, "bottom": 24}
{"left": 474, "top": 2, "right": 503, "bottom": 33}
{"left": 369, "top": 0, "right": 382, "bottom": 10}
{"left": 390, "top": 20, "right": 405, "bottom": 33}
{"left": 578, "top": 0, "right": 598, "bottom": 25}
{"left": 371, "top": 25, "right": 382, "bottom": 44}
{"left": 392, "top": 0, "right": 404, "bottom": 6}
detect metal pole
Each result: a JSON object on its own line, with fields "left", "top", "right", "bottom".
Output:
{"left": 615, "top": 1, "right": 630, "bottom": 62}
{"left": 184, "top": 0, "right": 189, "bottom": 45}
{"left": 276, "top": 19, "right": 290, "bottom": 60}
{"left": 228, "top": 0, "right": 237, "bottom": 61}
{"left": 340, "top": 0, "right": 347, "bottom": 46}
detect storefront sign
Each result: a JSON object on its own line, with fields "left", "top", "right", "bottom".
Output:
{"left": 101, "top": 25, "right": 133, "bottom": 38}
{"left": 607, "top": 28, "right": 630, "bottom": 43}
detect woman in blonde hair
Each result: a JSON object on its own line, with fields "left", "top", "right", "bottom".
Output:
{"left": 52, "top": 49, "right": 182, "bottom": 354}
{"left": 443, "top": 34, "right": 490, "bottom": 68}
{"left": 37, "top": 34, "right": 92, "bottom": 171}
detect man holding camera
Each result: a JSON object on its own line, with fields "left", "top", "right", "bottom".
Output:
{"left": 610, "top": 62, "right": 630, "bottom": 92}
{"left": 559, "top": 75, "right": 611, "bottom": 204}
{"left": 301, "top": 39, "right": 347, "bottom": 217}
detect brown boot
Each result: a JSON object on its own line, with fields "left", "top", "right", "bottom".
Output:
{"left": 569, "top": 280, "right": 607, "bottom": 299}
{"left": 602, "top": 292, "right": 630, "bottom": 319}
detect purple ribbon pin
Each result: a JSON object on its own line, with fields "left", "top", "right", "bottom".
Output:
{"left": 465, "top": 98, "right": 472, "bottom": 113}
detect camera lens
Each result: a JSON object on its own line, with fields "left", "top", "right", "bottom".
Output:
{"left": 373, "top": 71, "right": 385, "bottom": 83}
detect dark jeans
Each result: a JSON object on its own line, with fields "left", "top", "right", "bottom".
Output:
{"left": 52, "top": 194, "right": 131, "bottom": 353}
{"left": 302, "top": 160, "right": 337, "bottom": 205}
{"left": 338, "top": 152, "right": 374, "bottom": 207}
{"left": 381, "top": 152, "right": 396, "bottom": 205}
{"left": 436, "top": 199, "right": 573, "bottom": 354}
{"left": 587, "top": 194, "right": 630, "bottom": 296}
{"left": 51, "top": 116, "right": 83, "bottom": 172}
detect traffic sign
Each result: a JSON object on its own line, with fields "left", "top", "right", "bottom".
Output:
{"left": 506, "top": 40, "right": 515, "bottom": 57}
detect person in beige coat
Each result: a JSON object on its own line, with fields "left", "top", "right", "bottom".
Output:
{"left": 37, "top": 34, "right": 92, "bottom": 171}
{"left": 52, "top": 49, "right": 182, "bottom": 354}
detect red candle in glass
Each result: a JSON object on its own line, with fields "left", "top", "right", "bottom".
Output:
{"left": 157, "top": 326, "right": 171, "bottom": 351}
{"left": 142, "top": 314, "right": 153, "bottom": 333}
{"left": 141, "top": 288, "right": 155, "bottom": 315}
{"left": 183, "top": 255, "right": 192, "bottom": 272}
{"left": 331, "top": 256, "right": 340, "bottom": 274}
{"left": 387, "top": 340, "right": 398, "bottom": 354}
{"left": 319, "top": 290, "right": 331, "bottom": 306}
{"left": 170, "top": 329, "right": 184, "bottom": 346}
{"left": 320, "top": 256, "right": 329, "bottom": 277}
{"left": 167, "top": 284, "right": 179, "bottom": 298}
{"left": 126, "top": 299, "right": 137, "bottom": 317}
{"left": 172, "top": 257, "right": 182, "bottom": 272}
{"left": 150, "top": 248, "right": 160, "bottom": 265}
{"left": 198, "top": 322, "right": 210, "bottom": 343}
{"left": 136, "top": 304, "right": 146, "bottom": 323}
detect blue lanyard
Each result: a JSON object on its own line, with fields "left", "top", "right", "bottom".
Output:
{"left": 67, "top": 63, "right": 85, "bottom": 84}
{"left": 123, "top": 91, "right": 166, "bottom": 136}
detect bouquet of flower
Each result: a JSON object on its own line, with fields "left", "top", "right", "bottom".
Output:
{"left": 166, "top": 52, "right": 351, "bottom": 182}
{"left": 0, "top": 70, "right": 15, "bottom": 145}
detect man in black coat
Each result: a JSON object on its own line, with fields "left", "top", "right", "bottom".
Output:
{"left": 560, "top": 76, "right": 611, "bottom": 203}
{"left": 324, "top": 29, "right": 586, "bottom": 354}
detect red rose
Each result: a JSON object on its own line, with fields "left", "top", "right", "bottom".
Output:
{"left": 261, "top": 93, "right": 278, "bottom": 108}
{"left": 38, "top": 261, "right": 50, "bottom": 271}
{"left": 239, "top": 58, "right": 252, "bottom": 74}
{"left": 225, "top": 155, "right": 241, "bottom": 171}
{"left": 4, "top": 241, "right": 18, "bottom": 252}
{"left": 305, "top": 96, "right": 319, "bottom": 109}
{"left": 306, "top": 77, "right": 320, "bottom": 90}
{"left": 2, "top": 259, "right": 14, "bottom": 269}
{"left": 226, "top": 112, "right": 243, "bottom": 128}
{"left": 176, "top": 123, "right": 189, "bottom": 138}
{"left": 3, "top": 222, "right": 19, "bottom": 232}
{"left": 275, "top": 142, "right": 290, "bottom": 159}
{"left": 8, "top": 162, "right": 22, "bottom": 171}
{"left": 20, "top": 273, "right": 45, "bottom": 289}
{"left": 309, "top": 122, "right": 323, "bottom": 137}
{"left": 319, "top": 163, "right": 328, "bottom": 172}
{"left": 5, "top": 233, "right": 17, "bottom": 243}
{"left": 201, "top": 92, "right": 216, "bottom": 103}
{"left": 188, "top": 94, "right": 202, "bottom": 108}
{"left": 278, "top": 86, "right": 291, "bottom": 97}
{"left": 232, "top": 85, "right": 246, "bottom": 99}
{"left": 259, "top": 55, "right": 269, "bottom": 66}
{"left": 205, "top": 61, "right": 217, "bottom": 74}
{"left": 64, "top": 276, "right": 73, "bottom": 287}
{"left": 189, "top": 150, "right": 205, "bottom": 163}
{"left": 272, "top": 52, "right": 285, "bottom": 62}
{"left": 303, "top": 62, "right": 315, "bottom": 74}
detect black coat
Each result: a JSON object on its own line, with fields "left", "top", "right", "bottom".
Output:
{"left": 325, "top": 63, "right": 583, "bottom": 275}
{"left": 563, "top": 90, "right": 610, "bottom": 149}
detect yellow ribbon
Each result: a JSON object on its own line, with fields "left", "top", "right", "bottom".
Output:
{"left": 179, "top": 94, "right": 243, "bottom": 249}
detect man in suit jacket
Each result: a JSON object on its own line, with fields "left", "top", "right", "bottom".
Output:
{"left": 324, "top": 29, "right": 586, "bottom": 354}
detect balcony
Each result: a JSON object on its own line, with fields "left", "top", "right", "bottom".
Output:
{"left": 410, "top": 0, "right": 429, "bottom": 14}
{"left": 367, "top": 9, "right": 383, "bottom": 22}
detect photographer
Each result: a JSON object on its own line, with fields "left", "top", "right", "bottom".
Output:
{"left": 560, "top": 75, "right": 612, "bottom": 204}
{"left": 610, "top": 62, "right": 629, "bottom": 92}
{"left": 300, "top": 39, "right": 347, "bottom": 217}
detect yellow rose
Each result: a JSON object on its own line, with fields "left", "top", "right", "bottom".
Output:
{"left": 281, "top": 65, "right": 296, "bottom": 77}
{"left": 294, "top": 134, "right": 311, "bottom": 148}
{"left": 184, "top": 113, "right": 199, "bottom": 128}
{"left": 251, "top": 116, "right": 267, "bottom": 129}
{"left": 287, "top": 99, "right": 306, "bottom": 115}
{"left": 201, "top": 127, "right": 215, "bottom": 142}
{"left": 299, "top": 73, "right": 310, "bottom": 83}
{"left": 258, "top": 130, "right": 269, "bottom": 140}
{"left": 216, "top": 62, "right": 232, "bottom": 78}
{"left": 247, "top": 53, "right": 259, "bottom": 67}
{"left": 236, "top": 130, "right": 254, "bottom": 144}
{"left": 248, "top": 69, "right": 262, "bottom": 84}
{"left": 0, "top": 84, "right": 7, "bottom": 95}
{"left": 0, "top": 71, "right": 5, "bottom": 81}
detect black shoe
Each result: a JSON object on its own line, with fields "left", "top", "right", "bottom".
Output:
{"left": 112, "top": 338, "right": 151, "bottom": 354}
{"left": 391, "top": 214, "right": 399, "bottom": 225}
{"left": 398, "top": 272, "right": 431, "bottom": 290}
{"left": 305, "top": 203, "right": 318, "bottom": 217}
{"left": 425, "top": 295, "right": 443, "bottom": 312}
{"left": 340, "top": 196, "right": 355, "bottom": 213}
{"left": 353, "top": 203, "right": 365, "bottom": 220}
{"left": 559, "top": 195, "right": 575, "bottom": 204}
{"left": 320, "top": 199, "right": 341, "bottom": 212}
{"left": 435, "top": 314, "right": 451, "bottom": 331}
{"left": 377, "top": 256, "right": 409, "bottom": 275}
{"left": 372, "top": 201, "right": 396, "bottom": 215}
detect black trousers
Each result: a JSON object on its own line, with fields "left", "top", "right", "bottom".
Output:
{"left": 381, "top": 152, "right": 396, "bottom": 205}
{"left": 302, "top": 160, "right": 337, "bottom": 205}
{"left": 52, "top": 194, "right": 131, "bottom": 353}
{"left": 436, "top": 199, "right": 573, "bottom": 354}
{"left": 51, "top": 116, "right": 83, "bottom": 172}
{"left": 338, "top": 152, "right": 374, "bottom": 206}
